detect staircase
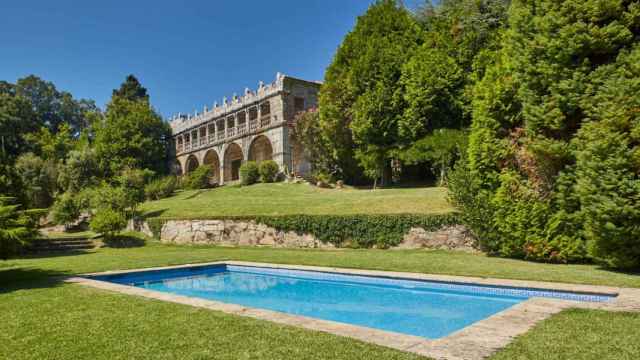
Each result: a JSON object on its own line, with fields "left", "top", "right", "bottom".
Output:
{"left": 29, "top": 237, "right": 97, "bottom": 253}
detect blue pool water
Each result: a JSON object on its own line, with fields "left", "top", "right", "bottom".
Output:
{"left": 93, "top": 265, "right": 614, "bottom": 339}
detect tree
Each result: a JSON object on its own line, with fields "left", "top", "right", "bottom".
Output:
{"left": 463, "top": 0, "right": 640, "bottom": 266}
{"left": 0, "top": 197, "right": 36, "bottom": 260}
{"left": 399, "top": 0, "right": 509, "bottom": 139}
{"left": 15, "top": 153, "right": 58, "bottom": 209}
{"left": 24, "top": 123, "right": 75, "bottom": 162}
{"left": 112, "top": 75, "right": 149, "bottom": 102}
{"left": 51, "top": 191, "right": 80, "bottom": 229}
{"left": 94, "top": 95, "right": 171, "bottom": 175}
{"left": 398, "top": 129, "right": 467, "bottom": 186}
{"left": 90, "top": 208, "right": 126, "bottom": 241}
{"left": 116, "top": 167, "right": 155, "bottom": 213}
{"left": 290, "top": 109, "right": 336, "bottom": 177}
{"left": 319, "top": 0, "right": 422, "bottom": 185}
{"left": 57, "top": 147, "right": 99, "bottom": 193}
{"left": 0, "top": 91, "right": 37, "bottom": 163}
{"left": 15, "top": 75, "right": 97, "bottom": 135}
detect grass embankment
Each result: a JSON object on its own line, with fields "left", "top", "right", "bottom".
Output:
{"left": 139, "top": 183, "right": 453, "bottom": 218}
{"left": 2, "top": 241, "right": 639, "bottom": 359}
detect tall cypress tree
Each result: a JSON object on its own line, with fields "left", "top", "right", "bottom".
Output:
{"left": 464, "top": 0, "right": 640, "bottom": 266}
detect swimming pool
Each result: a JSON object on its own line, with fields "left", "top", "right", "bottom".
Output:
{"left": 92, "top": 264, "right": 614, "bottom": 339}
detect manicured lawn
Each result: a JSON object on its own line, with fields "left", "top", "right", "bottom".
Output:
{"left": 139, "top": 183, "right": 453, "bottom": 218}
{"left": 2, "top": 241, "right": 639, "bottom": 359}
{"left": 493, "top": 309, "right": 640, "bottom": 360}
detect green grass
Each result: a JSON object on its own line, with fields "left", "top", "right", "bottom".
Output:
{"left": 139, "top": 183, "right": 453, "bottom": 218}
{"left": 493, "top": 309, "right": 640, "bottom": 360}
{"left": 2, "top": 241, "right": 639, "bottom": 359}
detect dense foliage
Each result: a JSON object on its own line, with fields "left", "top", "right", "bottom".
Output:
{"left": 90, "top": 208, "right": 127, "bottom": 241}
{"left": 50, "top": 191, "right": 80, "bottom": 228}
{"left": 182, "top": 165, "right": 212, "bottom": 190}
{"left": 94, "top": 96, "right": 171, "bottom": 176}
{"left": 146, "top": 213, "right": 460, "bottom": 248}
{"left": 319, "top": 0, "right": 508, "bottom": 185}
{"left": 144, "top": 176, "right": 177, "bottom": 200}
{"left": 0, "top": 197, "right": 39, "bottom": 259}
{"left": 239, "top": 162, "right": 259, "bottom": 186}
{"left": 258, "top": 160, "right": 279, "bottom": 183}
{"left": 453, "top": 0, "right": 640, "bottom": 268}
{"left": 319, "top": 0, "right": 422, "bottom": 184}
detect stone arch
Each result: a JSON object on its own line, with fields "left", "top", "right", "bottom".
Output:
{"left": 185, "top": 154, "right": 199, "bottom": 173}
{"left": 203, "top": 149, "right": 221, "bottom": 185}
{"left": 248, "top": 135, "right": 273, "bottom": 163}
{"left": 224, "top": 143, "right": 243, "bottom": 182}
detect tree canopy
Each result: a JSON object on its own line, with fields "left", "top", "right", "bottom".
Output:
{"left": 457, "top": 0, "right": 640, "bottom": 268}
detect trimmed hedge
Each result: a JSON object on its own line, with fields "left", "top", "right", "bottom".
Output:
{"left": 144, "top": 213, "right": 461, "bottom": 248}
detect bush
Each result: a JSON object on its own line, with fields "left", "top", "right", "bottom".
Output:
{"left": 0, "top": 196, "right": 37, "bottom": 260}
{"left": 144, "top": 176, "right": 177, "bottom": 200}
{"left": 256, "top": 214, "right": 460, "bottom": 248}
{"left": 182, "top": 166, "right": 211, "bottom": 190}
{"left": 90, "top": 208, "right": 127, "bottom": 240}
{"left": 51, "top": 192, "right": 80, "bottom": 228}
{"left": 239, "top": 161, "right": 259, "bottom": 186}
{"left": 258, "top": 160, "right": 279, "bottom": 183}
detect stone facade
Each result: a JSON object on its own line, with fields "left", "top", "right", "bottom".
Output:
{"left": 131, "top": 219, "right": 476, "bottom": 251}
{"left": 170, "top": 73, "right": 320, "bottom": 184}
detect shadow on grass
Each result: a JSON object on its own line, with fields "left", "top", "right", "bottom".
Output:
{"left": 102, "top": 234, "right": 146, "bottom": 248}
{"left": 0, "top": 267, "right": 71, "bottom": 293}
{"left": 140, "top": 208, "right": 168, "bottom": 219}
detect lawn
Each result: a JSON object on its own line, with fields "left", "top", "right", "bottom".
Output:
{"left": 2, "top": 241, "right": 639, "bottom": 359}
{"left": 139, "top": 183, "right": 453, "bottom": 218}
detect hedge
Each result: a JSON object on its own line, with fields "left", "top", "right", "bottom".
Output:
{"left": 144, "top": 213, "right": 461, "bottom": 248}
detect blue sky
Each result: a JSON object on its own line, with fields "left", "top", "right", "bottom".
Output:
{"left": 1, "top": 0, "right": 393, "bottom": 118}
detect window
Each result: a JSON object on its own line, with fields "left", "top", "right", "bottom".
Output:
{"left": 294, "top": 97, "right": 305, "bottom": 113}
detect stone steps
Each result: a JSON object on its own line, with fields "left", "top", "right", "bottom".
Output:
{"left": 29, "top": 238, "right": 97, "bottom": 253}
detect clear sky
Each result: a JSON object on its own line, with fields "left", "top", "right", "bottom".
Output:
{"left": 1, "top": 0, "right": 384, "bottom": 118}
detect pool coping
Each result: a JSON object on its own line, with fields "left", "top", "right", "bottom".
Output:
{"left": 66, "top": 261, "right": 640, "bottom": 360}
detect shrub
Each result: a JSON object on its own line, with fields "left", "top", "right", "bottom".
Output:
{"left": 239, "top": 161, "right": 259, "bottom": 186}
{"left": 0, "top": 196, "right": 37, "bottom": 260}
{"left": 258, "top": 160, "right": 279, "bottom": 183}
{"left": 51, "top": 192, "right": 80, "bottom": 228}
{"left": 313, "top": 171, "right": 332, "bottom": 188}
{"left": 253, "top": 213, "right": 460, "bottom": 248}
{"left": 90, "top": 208, "right": 127, "bottom": 240}
{"left": 182, "top": 166, "right": 212, "bottom": 190}
{"left": 144, "top": 176, "right": 177, "bottom": 200}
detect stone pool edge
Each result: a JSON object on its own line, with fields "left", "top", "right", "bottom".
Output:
{"left": 66, "top": 261, "right": 640, "bottom": 360}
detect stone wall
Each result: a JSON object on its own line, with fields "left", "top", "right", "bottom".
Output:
{"left": 130, "top": 219, "right": 476, "bottom": 252}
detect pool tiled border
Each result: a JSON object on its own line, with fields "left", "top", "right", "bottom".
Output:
{"left": 66, "top": 261, "right": 640, "bottom": 360}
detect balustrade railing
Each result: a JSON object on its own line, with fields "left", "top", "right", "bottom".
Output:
{"left": 260, "top": 116, "right": 271, "bottom": 127}
{"left": 217, "top": 132, "right": 224, "bottom": 140}
{"left": 185, "top": 143, "right": 191, "bottom": 151}
{"left": 209, "top": 134, "right": 216, "bottom": 143}
{"left": 200, "top": 137, "right": 206, "bottom": 146}
{"left": 249, "top": 119, "right": 258, "bottom": 131}
{"left": 227, "top": 127, "right": 236, "bottom": 137}
{"left": 237, "top": 124, "right": 247, "bottom": 135}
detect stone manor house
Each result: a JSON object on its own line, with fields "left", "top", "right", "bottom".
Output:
{"left": 170, "top": 73, "right": 320, "bottom": 185}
